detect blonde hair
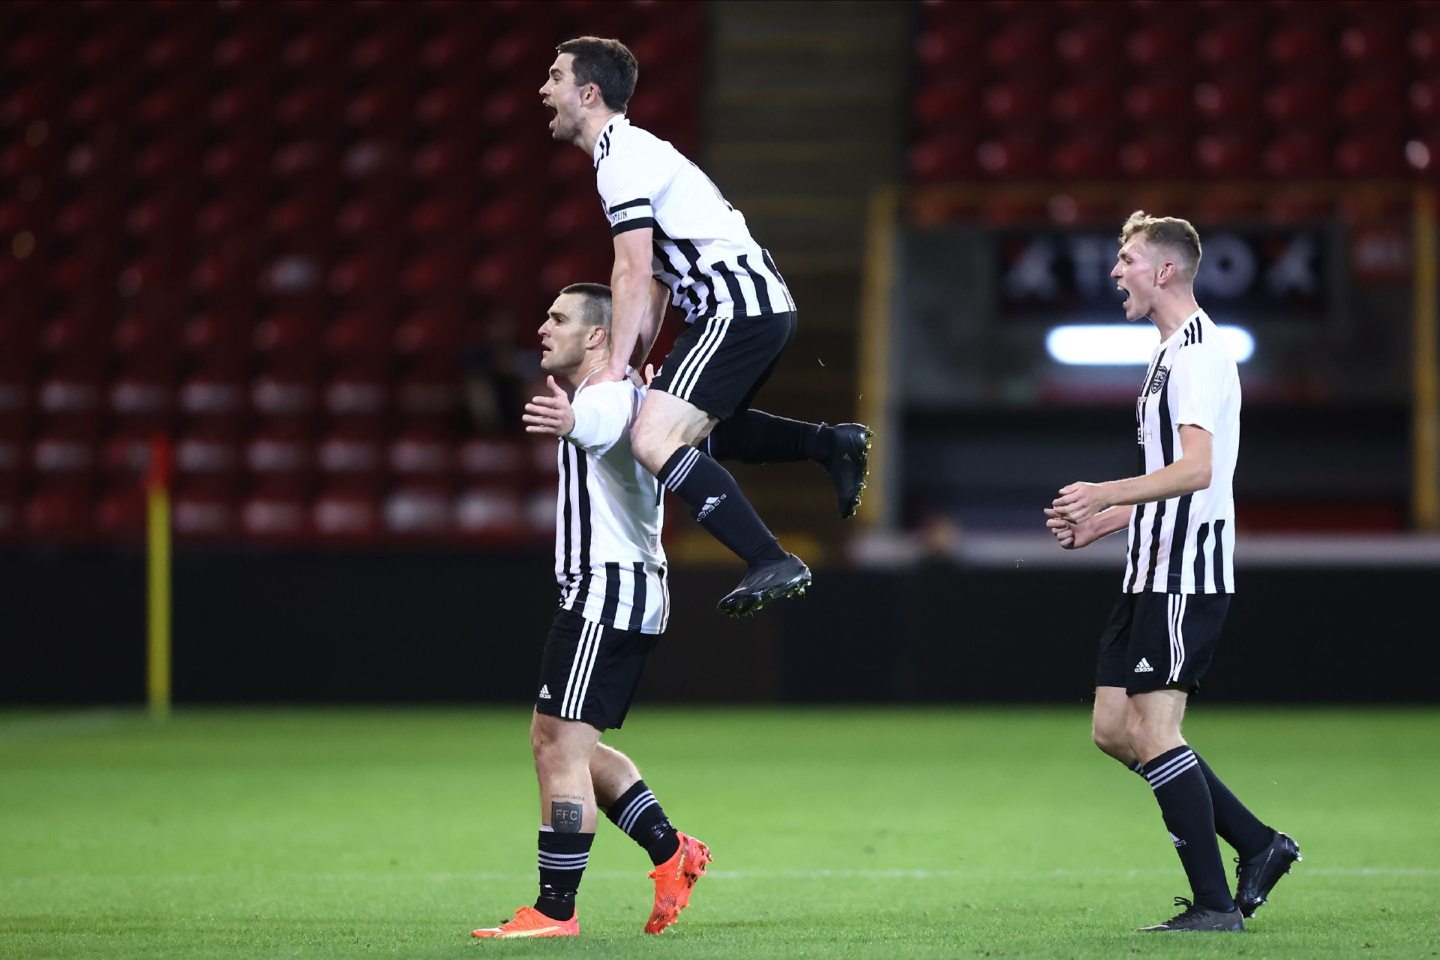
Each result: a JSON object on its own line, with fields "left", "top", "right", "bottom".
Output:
{"left": 1120, "top": 210, "right": 1202, "bottom": 282}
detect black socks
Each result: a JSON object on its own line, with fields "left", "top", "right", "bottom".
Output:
{"left": 706, "top": 410, "right": 833, "bottom": 464}
{"left": 535, "top": 829, "right": 593, "bottom": 921}
{"left": 605, "top": 779, "right": 681, "bottom": 866}
{"left": 658, "top": 446, "right": 786, "bottom": 567}
{"left": 1142, "top": 746, "right": 1234, "bottom": 912}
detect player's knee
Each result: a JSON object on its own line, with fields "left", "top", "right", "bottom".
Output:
{"left": 1092, "top": 724, "right": 1128, "bottom": 759}
{"left": 629, "top": 419, "right": 677, "bottom": 474}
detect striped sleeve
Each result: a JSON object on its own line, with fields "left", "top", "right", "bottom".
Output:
{"left": 596, "top": 134, "right": 666, "bottom": 236}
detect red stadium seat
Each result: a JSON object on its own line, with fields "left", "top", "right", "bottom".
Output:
{"left": 986, "top": 20, "right": 1048, "bottom": 74}
{"left": 178, "top": 374, "right": 246, "bottom": 425}
{"left": 1264, "top": 81, "right": 1335, "bottom": 132}
{"left": 246, "top": 426, "right": 313, "bottom": 484}
{"left": 1195, "top": 131, "right": 1262, "bottom": 178}
{"left": 396, "top": 374, "right": 461, "bottom": 419}
{"left": 313, "top": 487, "right": 382, "bottom": 540}
{"left": 23, "top": 486, "right": 94, "bottom": 541}
{"left": 173, "top": 483, "right": 239, "bottom": 539}
{"left": 109, "top": 374, "right": 172, "bottom": 430}
{"left": 1055, "top": 21, "right": 1122, "bottom": 74}
{"left": 1335, "top": 134, "right": 1407, "bottom": 178}
{"left": 1050, "top": 135, "right": 1116, "bottom": 179}
{"left": 458, "top": 436, "right": 528, "bottom": 481}
{"left": 213, "top": 26, "right": 279, "bottom": 73}
{"left": 383, "top": 484, "right": 452, "bottom": 536}
{"left": 1050, "top": 82, "right": 1118, "bottom": 131}
{"left": 976, "top": 133, "right": 1048, "bottom": 179}
{"left": 324, "top": 370, "right": 390, "bottom": 419}
{"left": 1127, "top": 21, "right": 1193, "bottom": 74}
{"left": 915, "top": 26, "right": 983, "bottom": 76}
{"left": 1411, "top": 77, "right": 1440, "bottom": 126}
{"left": 395, "top": 306, "right": 463, "bottom": 358}
{"left": 1268, "top": 22, "right": 1334, "bottom": 78}
{"left": 1414, "top": 21, "right": 1440, "bottom": 69}
{"left": 417, "top": 86, "right": 470, "bottom": 128}
{"left": 455, "top": 485, "right": 525, "bottom": 537}
{"left": 343, "top": 139, "right": 404, "bottom": 182}
{"left": 1196, "top": 20, "right": 1263, "bottom": 70}
{"left": 412, "top": 140, "right": 475, "bottom": 184}
{"left": 33, "top": 431, "right": 96, "bottom": 478}
{"left": 337, "top": 195, "right": 404, "bottom": 241}
{"left": 317, "top": 425, "right": 384, "bottom": 479}
{"left": 388, "top": 428, "right": 455, "bottom": 481}
{"left": 250, "top": 373, "right": 319, "bottom": 419}
{"left": 175, "top": 430, "right": 242, "bottom": 479}
{"left": 1120, "top": 134, "right": 1195, "bottom": 178}
{"left": 913, "top": 81, "right": 981, "bottom": 136}
{"left": 1124, "top": 81, "right": 1193, "bottom": 126}
{"left": 909, "top": 134, "right": 981, "bottom": 181}
{"left": 96, "top": 484, "right": 147, "bottom": 539}
{"left": 240, "top": 492, "right": 310, "bottom": 539}
{"left": 1341, "top": 21, "right": 1406, "bottom": 72}
{"left": 253, "top": 311, "right": 323, "bottom": 373}
{"left": 1263, "top": 131, "right": 1334, "bottom": 178}
{"left": 1339, "top": 77, "right": 1407, "bottom": 137}
{"left": 983, "top": 80, "right": 1050, "bottom": 126}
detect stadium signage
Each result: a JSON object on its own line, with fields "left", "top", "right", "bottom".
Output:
{"left": 996, "top": 226, "right": 1335, "bottom": 321}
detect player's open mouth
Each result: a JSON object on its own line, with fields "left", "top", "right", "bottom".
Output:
{"left": 1116, "top": 283, "right": 1130, "bottom": 307}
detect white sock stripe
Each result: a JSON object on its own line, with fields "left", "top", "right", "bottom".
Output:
{"left": 618, "top": 794, "right": 658, "bottom": 834}
{"left": 664, "top": 447, "right": 701, "bottom": 491}
{"left": 538, "top": 854, "right": 589, "bottom": 869}
{"left": 670, "top": 316, "right": 731, "bottom": 401}
{"left": 570, "top": 621, "right": 604, "bottom": 720}
{"left": 1144, "top": 748, "right": 1196, "bottom": 782}
{"left": 615, "top": 789, "right": 655, "bottom": 826}
{"left": 1148, "top": 755, "right": 1200, "bottom": 790}
{"left": 561, "top": 621, "right": 603, "bottom": 719}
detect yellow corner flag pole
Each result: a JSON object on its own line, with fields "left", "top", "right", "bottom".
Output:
{"left": 146, "top": 433, "right": 173, "bottom": 721}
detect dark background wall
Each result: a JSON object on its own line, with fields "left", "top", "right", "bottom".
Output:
{"left": 4, "top": 549, "right": 1431, "bottom": 705}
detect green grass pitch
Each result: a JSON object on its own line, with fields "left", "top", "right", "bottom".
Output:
{"left": 3, "top": 706, "right": 1438, "bottom": 959}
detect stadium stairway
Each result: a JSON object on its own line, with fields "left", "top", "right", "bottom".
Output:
{"left": 674, "top": 0, "right": 911, "bottom": 564}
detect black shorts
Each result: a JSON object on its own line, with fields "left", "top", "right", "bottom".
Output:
{"left": 1094, "top": 591, "right": 1230, "bottom": 695}
{"left": 650, "top": 311, "right": 797, "bottom": 420}
{"left": 535, "top": 607, "right": 658, "bottom": 730}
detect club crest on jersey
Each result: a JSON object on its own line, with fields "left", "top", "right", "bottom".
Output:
{"left": 1147, "top": 366, "right": 1170, "bottom": 395}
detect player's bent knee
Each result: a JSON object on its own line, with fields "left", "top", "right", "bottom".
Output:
{"left": 1092, "top": 726, "right": 1129, "bottom": 759}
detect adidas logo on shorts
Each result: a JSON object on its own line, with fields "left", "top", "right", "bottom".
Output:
{"left": 1134, "top": 658, "right": 1154, "bottom": 673}
{"left": 538, "top": 684, "right": 552, "bottom": 700}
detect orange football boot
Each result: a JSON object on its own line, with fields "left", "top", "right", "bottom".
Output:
{"left": 644, "top": 831, "right": 713, "bottom": 934}
{"left": 471, "top": 905, "right": 579, "bottom": 939}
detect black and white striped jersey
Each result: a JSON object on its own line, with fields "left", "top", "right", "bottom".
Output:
{"left": 1124, "top": 310, "right": 1241, "bottom": 595}
{"left": 555, "top": 372, "right": 669, "bottom": 634}
{"left": 593, "top": 114, "right": 796, "bottom": 324}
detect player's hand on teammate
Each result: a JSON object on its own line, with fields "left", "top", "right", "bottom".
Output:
{"left": 1052, "top": 481, "right": 1108, "bottom": 524}
{"left": 524, "top": 376, "right": 576, "bottom": 438}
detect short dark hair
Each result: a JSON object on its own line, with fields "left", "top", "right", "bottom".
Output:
{"left": 556, "top": 36, "right": 637, "bottom": 111}
{"left": 559, "top": 282, "right": 612, "bottom": 334}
